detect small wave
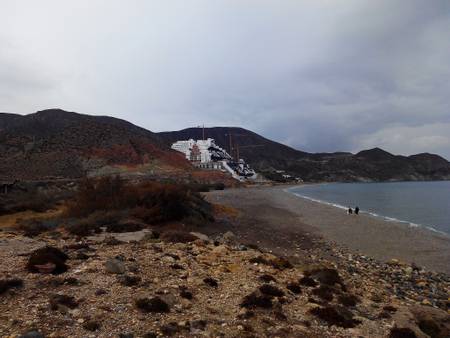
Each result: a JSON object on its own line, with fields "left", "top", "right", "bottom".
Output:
{"left": 286, "top": 189, "right": 449, "bottom": 237}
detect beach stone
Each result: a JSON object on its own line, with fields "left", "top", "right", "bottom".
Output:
{"left": 18, "top": 331, "right": 45, "bottom": 338}
{"left": 105, "top": 258, "right": 126, "bottom": 274}
{"left": 221, "top": 231, "right": 236, "bottom": 244}
{"left": 190, "top": 232, "right": 209, "bottom": 242}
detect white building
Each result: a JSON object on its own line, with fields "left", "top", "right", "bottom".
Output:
{"left": 171, "top": 138, "right": 230, "bottom": 163}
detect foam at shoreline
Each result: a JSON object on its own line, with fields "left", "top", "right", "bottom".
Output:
{"left": 285, "top": 186, "right": 449, "bottom": 237}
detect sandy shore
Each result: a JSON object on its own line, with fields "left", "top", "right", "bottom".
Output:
{"left": 207, "top": 185, "right": 450, "bottom": 275}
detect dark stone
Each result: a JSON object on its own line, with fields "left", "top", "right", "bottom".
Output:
{"left": 117, "top": 275, "right": 141, "bottom": 286}
{"left": 388, "top": 328, "right": 418, "bottom": 338}
{"left": 286, "top": 282, "right": 302, "bottom": 294}
{"left": 203, "top": 277, "right": 218, "bottom": 288}
{"left": 135, "top": 297, "right": 170, "bottom": 313}
{"left": 160, "top": 322, "right": 182, "bottom": 336}
{"left": 0, "top": 278, "right": 23, "bottom": 294}
{"left": 49, "top": 294, "right": 79, "bottom": 310}
{"left": 299, "top": 276, "right": 318, "bottom": 287}
{"left": 259, "top": 274, "right": 276, "bottom": 283}
{"left": 259, "top": 284, "right": 285, "bottom": 297}
{"left": 18, "top": 331, "right": 45, "bottom": 338}
{"left": 26, "top": 246, "right": 68, "bottom": 275}
{"left": 309, "top": 305, "right": 361, "bottom": 328}
{"left": 83, "top": 320, "right": 101, "bottom": 331}
{"left": 240, "top": 291, "right": 273, "bottom": 309}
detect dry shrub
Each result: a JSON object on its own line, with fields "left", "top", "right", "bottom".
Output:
{"left": 17, "top": 219, "right": 59, "bottom": 237}
{"left": 65, "top": 177, "right": 213, "bottom": 226}
{"left": 0, "top": 191, "right": 55, "bottom": 216}
{"left": 64, "top": 210, "right": 123, "bottom": 236}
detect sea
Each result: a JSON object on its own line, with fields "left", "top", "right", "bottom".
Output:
{"left": 288, "top": 181, "right": 450, "bottom": 236}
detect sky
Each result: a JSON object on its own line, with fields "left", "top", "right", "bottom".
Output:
{"left": 1, "top": 0, "right": 449, "bottom": 159}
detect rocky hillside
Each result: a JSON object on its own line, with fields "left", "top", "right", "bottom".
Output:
{"left": 158, "top": 128, "right": 450, "bottom": 182}
{"left": 0, "top": 109, "right": 190, "bottom": 180}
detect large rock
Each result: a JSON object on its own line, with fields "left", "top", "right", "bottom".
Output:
{"left": 26, "top": 246, "right": 68, "bottom": 275}
{"left": 105, "top": 258, "right": 126, "bottom": 274}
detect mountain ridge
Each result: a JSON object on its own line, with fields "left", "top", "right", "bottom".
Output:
{"left": 157, "top": 127, "right": 450, "bottom": 182}
{"left": 1, "top": 109, "right": 449, "bottom": 182}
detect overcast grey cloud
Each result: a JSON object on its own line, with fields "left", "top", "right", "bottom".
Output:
{"left": 1, "top": 0, "right": 449, "bottom": 158}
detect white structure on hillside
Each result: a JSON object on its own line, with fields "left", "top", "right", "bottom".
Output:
{"left": 171, "top": 138, "right": 231, "bottom": 163}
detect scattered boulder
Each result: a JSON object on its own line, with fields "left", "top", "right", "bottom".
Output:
{"left": 190, "top": 232, "right": 209, "bottom": 242}
{"left": 286, "top": 282, "right": 302, "bottom": 294}
{"left": 388, "top": 327, "right": 418, "bottom": 338}
{"left": 221, "top": 231, "right": 237, "bottom": 244}
{"left": 240, "top": 291, "right": 273, "bottom": 309}
{"left": 49, "top": 294, "right": 79, "bottom": 311}
{"left": 309, "top": 305, "right": 361, "bottom": 328}
{"left": 299, "top": 276, "right": 318, "bottom": 287}
{"left": 135, "top": 297, "right": 170, "bottom": 313}
{"left": 270, "top": 256, "right": 293, "bottom": 270}
{"left": 312, "top": 285, "right": 335, "bottom": 302}
{"left": 259, "top": 274, "right": 276, "bottom": 283}
{"left": 117, "top": 274, "right": 141, "bottom": 286}
{"left": 83, "top": 320, "right": 101, "bottom": 331}
{"left": 306, "top": 268, "right": 343, "bottom": 287}
{"left": 18, "top": 331, "right": 45, "bottom": 338}
{"left": 203, "top": 277, "right": 218, "bottom": 288}
{"left": 0, "top": 278, "right": 23, "bottom": 294}
{"left": 180, "top": 288, "right": 193, "bottom": 300}
{"left": 26, "top": 246, "right": 68, "bottom": 275}
{"left": 338, "top": 293, "right": 360, "bottom": 307}
{"left": 259, "top": 284, "right": 285, "bottom": 297}
{"left": 105, "top": 258, "right": 126, "bottom": 274}
{"left": 118, "top": 333, "right": 134, "bottom": 338}
{"left": 160, "top": 322, "right": 183, "bottom": 336}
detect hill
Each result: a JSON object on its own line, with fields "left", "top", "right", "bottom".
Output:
{"left": 0, "top": 109, "right": 190, "bottom": 180}
{"left": 158, "top": 128, "right": 450, "bottom": 182}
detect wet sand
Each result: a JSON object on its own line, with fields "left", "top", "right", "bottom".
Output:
{"left": 207, "top": 185, "right": 450, "bottom": 275}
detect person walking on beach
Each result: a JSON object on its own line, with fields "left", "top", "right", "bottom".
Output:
{"left": 354, "top": 206, "right": 359, "bottom": 215}
{"left": 348, "top": 207, "right": 353, "bottom": 214}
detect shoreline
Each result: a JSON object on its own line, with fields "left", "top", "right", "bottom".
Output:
{"left": 286, "top": 184, "right": 450, "bottom": 238}
{"left": 207, "top": 185, "right": 450, "bottom": 275}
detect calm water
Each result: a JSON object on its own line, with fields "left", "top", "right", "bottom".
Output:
{"left": 289, "top": 181, "right": 450, "bottom": 235}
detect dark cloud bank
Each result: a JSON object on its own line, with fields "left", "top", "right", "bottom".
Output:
{"left": 1, "top": 0, "right": 449, "bottom": 159}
